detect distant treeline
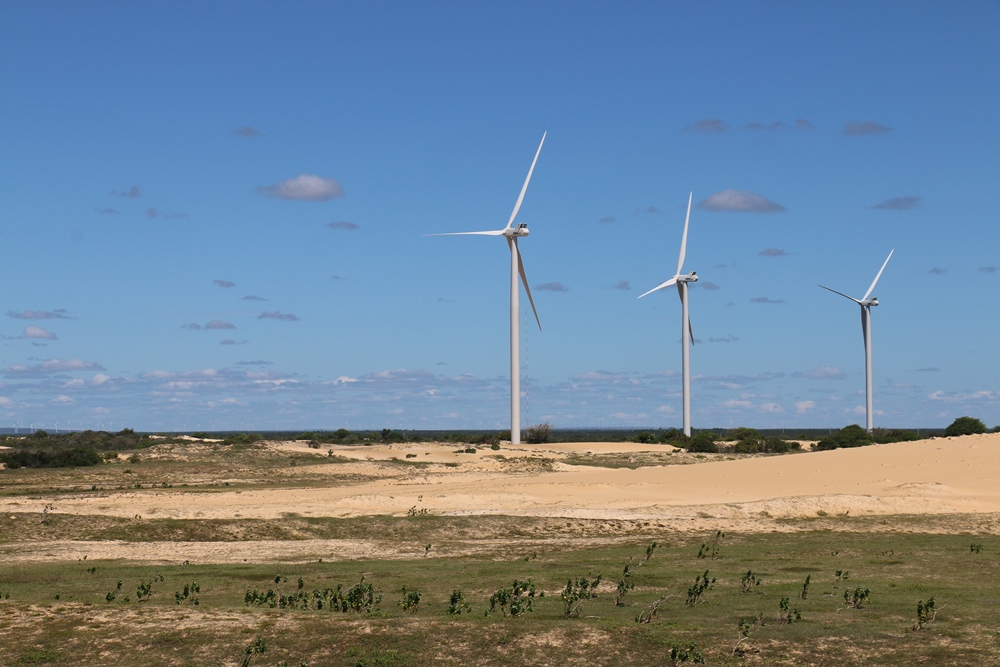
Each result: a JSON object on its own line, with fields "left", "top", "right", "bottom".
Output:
{"left": 0, "top": 428, "right": 169, "bottom": 470}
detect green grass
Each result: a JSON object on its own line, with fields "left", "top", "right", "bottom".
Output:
{"left": 1, "top": 527, "right": 998, "bottom": 666}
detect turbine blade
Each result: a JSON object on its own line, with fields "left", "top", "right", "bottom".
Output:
{"left": 676, "top": 192, "right": 693, "bottom": 276}
{"left": 818, "top": 284, "right": 861, "bottom": 304}
{"left": 514, "top": 241, "right": 541, "bottom": 331}
{"left": 861, "top": 305, "right": 869, "bottom": 347}
{"left": 862, "top": 249, "right": 894, "bottom": 301}
{"left": 505, "top": 132, "right": 547, "bottom": 230}
{"left": 638, "top": 276, "right": 678, "bottom": 299}
{"left": 425, "top": 230, "right": 506, "bottom": 237}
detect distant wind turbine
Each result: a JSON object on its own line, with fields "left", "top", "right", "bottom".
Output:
{"left": 639, "top": 192, "right": 698, "bottom": 437}
{"left": 819, "top": 249, "right": 894, "bottom": 433}
{"left": 429, "top": 133, "right": 546, "bottom": 445}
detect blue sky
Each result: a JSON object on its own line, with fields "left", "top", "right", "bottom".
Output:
{"left": 2, "top": 1, "right": 998, "bottom": 432}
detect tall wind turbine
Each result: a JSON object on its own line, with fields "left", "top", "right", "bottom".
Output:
{"left": 819, "top": 249, "right": 894, "bottom": 433}
{"left": 639, "top": 192, "right": 698, "bottom": 437}
{"left": 430, "top": 133, "right": 546, "bottom": 445}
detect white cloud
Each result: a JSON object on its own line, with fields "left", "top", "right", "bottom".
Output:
{"left": 7, "top": 309, "right": 73, "bottom": 320}
{"left": 724, "top": 399, "right": 752, "bottom": 409}
{"left": 700, "top": 190, "right": 786, "bottom": 213}
{"left": 794, "top": 366, "right": 845, "bottom": 380}
{"left": 795, "top": 400, "right": 816, "bottom": 415}
{"left": 258, "top": 311, "right": 300, "bottom": 321}
{"left": 51, "top": 395, "right": 74, "bottom": 404}
{"left": 759, "top": 402, "right": 784, "bottom": 413}
{"left": 23, "top": 325, "right": 57, "bottom": 339}
{"left": 205, "top": 320, "right": 237, "bottom": 330}
{"left": 256, "top": 174, "right": 344, "bottom": 201}
{"left": 92, "top": 373, "right": 111, "bottom": 385}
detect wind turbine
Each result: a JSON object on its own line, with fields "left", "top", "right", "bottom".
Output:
{"left": 430, "top": 133, "right": 546, "bottom": 445}
{"left": 639, "top": 192, "right": 698, "bottom": 437}
{"left": 819, "top": 249, "right": 894, "bottom": 433}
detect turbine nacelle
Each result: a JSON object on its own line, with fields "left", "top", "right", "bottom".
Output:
{"left": 504, "top": 222, "right": 530, "bottom": 238}
{"left": 678, "top": 271, "right": 698, "bottom": 284}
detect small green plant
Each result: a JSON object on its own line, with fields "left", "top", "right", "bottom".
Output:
{"left": 447, "top": 589, "right": 472, "bottom": 615}
{"left": 398, "top": 586, "right": 421, "bottom": 613}
{"left": 970, "top": 543, "right": 984, "bottom": 554}
{"left": 240, "top": 636, "right": 267, "bottom": 667}
{"left": 778, "top": 596, "right": 801, "bottom": 623}
{"left": 914, "top": 597, "right": 940, "bottom": 630}
{"left": 486, "top": 579, "right": 537, "bottom": 618}
{"left": 697, "top": 531, "right": 724, "bottom": 560}
{"left": 800, "top": 574, "right": 811, "bottom": 600}
{"left": 406, "top": 505, "right": 429, "bottom": 517}
{"left": 175, "top": 581, "right": 200, "bottom": 605}
{"left": 345, "top": 576, "right": 382, "bottom": 613}
{"left": 561, "top": 574, "right": 602, "bottom": 618}
{"left": 668, "top": 640, "right": 705, "bottom": 665}
{"left": 644, "top": 541, "right": 659, "bottom": 562}
{"left": 105, "top": 580, "right": 123, "bottom": 603}
{"left": 844, "top": 587, "right": 871, "bottom": 609}
{"left": 423, "top": 544, "right": 432, "bottom": 557}
{"left": 685, "top": 571, "right": 716, "bottom": 606}
{"left": 740, "top": 570, "right": 762, "bottom": 594}
{"left": 733, "top": 613, "right": 765, "bottom": 656}
{"left": 614, "top": 561, "right": 635, "bottom": 607}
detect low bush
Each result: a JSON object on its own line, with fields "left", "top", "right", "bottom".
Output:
{"left": 944, "top": 416, "right": 987, "bottom": 437}
{"left": 815, "top": 425, "right": 873, "bottom": 451}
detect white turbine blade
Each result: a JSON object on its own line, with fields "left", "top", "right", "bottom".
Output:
{"left": 818, "top": 284, "right": 862, "bottom": 304}
{"left": 513, "top": 241, "right": 541, "bottom": 331}
{"left": 638, "top": 276, "right": 678, "bottom": 299}
{"left": 861, "top": 304, "right": 869, "bottom": 345}
{"left": 505, "top": 132, "right": 547, "bottom": 230}
{"left": 424, "top": 229, "right": 506, "bottom": 237}
{"left": 676, "top": 191, "right": 693, "bottom": 276}
{"left": 862, "top": 249, "right": 894, "bottom": 301}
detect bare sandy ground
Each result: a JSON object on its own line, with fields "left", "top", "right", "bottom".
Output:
{"left": 3, "top": 433, "right": 998, "bottom": 563}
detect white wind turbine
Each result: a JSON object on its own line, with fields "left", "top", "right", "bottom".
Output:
{"left": 430, "top": 133, "right": 546, "bottom": 445}
{"left": 819, "top": 249, "right": 894, "bottom": 433}
{"left": 639, "top": 192, "right": 698, "bottom": 437}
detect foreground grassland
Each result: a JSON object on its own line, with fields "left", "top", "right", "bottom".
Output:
{"left": 1, "top": 439, "right": 999, "bottom": 666}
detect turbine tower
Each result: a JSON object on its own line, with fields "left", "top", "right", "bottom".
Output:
{"left": 639, "top": 192, "right": 698, "bottom": 437}
{"left": 430, "top": 133, "right": 546, "bottom": 445}
{"left": 819, "top": 249, "right": 894, "bottom": 433}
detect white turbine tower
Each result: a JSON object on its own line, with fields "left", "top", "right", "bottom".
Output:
{"left": 431, "top": 133, "right": 546, "bottom": 445}
{"left": 819, "top": 249, "right": 894, "bottom": 433}
{"left": 639, "top": 192, "right": 698, "bottom": 437}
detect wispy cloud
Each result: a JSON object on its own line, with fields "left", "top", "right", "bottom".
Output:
{"left": 111, "top": 186, "right": 142, "bottom": 198}
{"left": 793, "top": 366, "right": 845, "bottom": 379}
{"left": 7, "top": 309, "right": 73, "bottom": 320}
{"left": 845, "top": 121, "right": 892, "bottom": 136}
{"left": 181, "top": 323, "right": 202, "bottom": 330}
{"left": 94, "top": 207, "right": 119, "bottom": 215}
{"left": 928, "top": 267, "right": 947, "bottom": 275}
{"left": 331, "top": 275, "right": 348, "bottom": 281}
{"left": 700, "top": 189, "right": 786, "bottom": 213}
{"left": 146, "top": 208, "right": 159, "bottom": 219}
{"left": 326, "top": 221, "right": 359, "bottom": 231}
{"left": 214, "top": 280, "right": 236, "bottom": 288}
{"left": 258, "top": 311, "right": 300, "bottom": 321}
{"left": 598, "top": 216, "right": 616, "bottom": 224}
{"left": 743, "top": 121, "right": 788, "bottom": 132}
{"left": 758, "top": 248, "right": 788, "bottom": 257}
{"left": 206, "top": 320, "right": 237, "bottom": 330}
{"left": 916, "top": 367, "right": 940, "bottom": 372}
{"left": 632, "top": 206, "right": 659, "bottom": 216}
{"left": 536, "top": 282, "right": 569, "bottom": 292}
{"left": 610, "top": 281, "right": 630, "bottom": 291}
{"left": 979, "top": 266, "right": 998, "bottom": 274}
{"left": 23, "top": 325, "right": 57, "bottom": 339}
{"left": 220, "top": 339, "right": 248, "bottom": 345}
{"left": 927, "top": 390, "right": 995, "bottom": 403}
{"left": 871, "top": 195, "right": 920, "bottom": 210}
{"left": 795, "top": 400, "right": 816, "bottom": 414}
{"left": 3, "top": 358, "right": 105, "bottom": 377}
{"left": 234, "top": 125, "right": 260, "bottom": 137}
{"left": 697, "top": 282, "right": 720, "bottom": 291}
{"left": 242, "top": 295, "right": 267, "bottom": 301}
{"left": 237, "top": 360, "right": 273, "bottom": 365}
{"left": 256, "top": 174, "right": 344, "bottom": 201}
{"left": 708, "top": 334, "right": 738, "bottom": 343}
{"left": 683, "top": 118, "right": 728, "bottom": 134}
{"left": 795, "top": 119, "right": 814, "bottom": 130}
{"left": 750, "top": 296, "right": 785, "bottom": 304}
{"left": 146, "top": 208, "right": 189, "bottom": 220}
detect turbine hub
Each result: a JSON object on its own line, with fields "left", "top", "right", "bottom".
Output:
{"left": 678, "top": 271, "right": 699, "bottom": 283}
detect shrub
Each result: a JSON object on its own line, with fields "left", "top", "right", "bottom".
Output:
{"left": 523, "top": 424, "right": 552, "bottom": 444}
{"left": 561, "top": 574, "right": 602, "bottom": 618}
{"left": 0, "top": 447, "right": 102, "bottom": 469}
{"left": 685, "top": 433, "right": 718, "bottom": 453}
{"left": 944, "top": 416, "right": 987, "bottom": 437}
{"left": 447, "top": 589, "right": 472, "bottom": 615}
{"left": 815, "top": 424, "right": 873, "bottom": 451}
{"left": 633, "top": 431, "right": 657, "bottom": 444}
{"left": 685, "top": 571, "right": 716, "bottom": 606}
{"left": 486, "top": 579, "right": 537, "bottom": 617}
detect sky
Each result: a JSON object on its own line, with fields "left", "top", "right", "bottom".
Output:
{"left": 2, "top": 1, "right": 999, "bottom": 432}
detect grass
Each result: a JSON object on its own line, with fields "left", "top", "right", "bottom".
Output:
{"left": 1, "top": 525, "right": 998, "bottom": 666}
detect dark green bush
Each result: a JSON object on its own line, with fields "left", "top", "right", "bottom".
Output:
{"left": 944, "top": 416, "right": 987, "bottom": 437}
{"left": 1, "top": 447, "right": 102, "bottom": 469}
{"left": 524, "top": 423, "right": 552, "bottom": 444}
{"left": 685, "top": 433, "right": 718, "bottom": 453}
{"left": 815, "top": 425, "right": 873, "bottom": 451}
